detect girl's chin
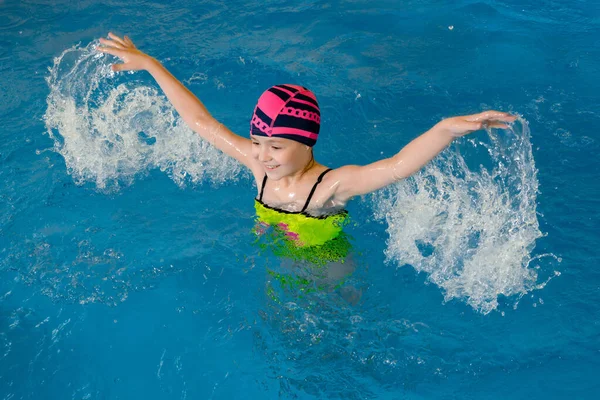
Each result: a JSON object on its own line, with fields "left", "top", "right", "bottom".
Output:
{"left": 265, "top": 169, "right": 287, "bottom": 179}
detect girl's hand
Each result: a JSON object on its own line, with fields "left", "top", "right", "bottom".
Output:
{"left": 97, "top": 32, "right": 154, "bottom": 72}
{"left": 440, "top": 111, "right": 517, "bottom": 137}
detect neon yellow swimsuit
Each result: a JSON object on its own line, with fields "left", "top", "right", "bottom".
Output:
{"left": 253, "top": 169, "right": 352, "bottom": 265}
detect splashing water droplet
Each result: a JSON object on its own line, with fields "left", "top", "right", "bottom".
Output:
{"left": 373, "top": 118, "right": 550, "bottom": 314}
{"left": 43, "top": 41, "right": 246, "bottom": 193}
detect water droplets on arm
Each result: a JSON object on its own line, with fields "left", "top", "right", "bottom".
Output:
{"left": 43, "top": 41, "right": 246, "bottom": 193}
{"left": 372, "top": 117, "right": 556, "bottom": 314}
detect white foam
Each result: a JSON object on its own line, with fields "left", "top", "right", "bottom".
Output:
{"left": 43, "top": 42, "right": 245, "bottom": 192}
{"left": 373, "top": 118, "right": 550, "bottom": 314}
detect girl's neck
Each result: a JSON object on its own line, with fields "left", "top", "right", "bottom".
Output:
{"left": 274, "top": 158, "right": 320, "bottom": 189}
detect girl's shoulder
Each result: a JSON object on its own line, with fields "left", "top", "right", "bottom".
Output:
{"left": 319, "top": 164, "right": 365, "bottom": 204}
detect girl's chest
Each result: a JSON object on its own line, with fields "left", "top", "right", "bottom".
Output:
{"left": 260, "top": 186, "right": 342, "bottom": 215}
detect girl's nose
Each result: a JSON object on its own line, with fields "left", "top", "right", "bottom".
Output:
{"left": 258, "top": 147, "right": 270, "bottom": 162}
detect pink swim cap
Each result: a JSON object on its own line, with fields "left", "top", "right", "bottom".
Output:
{"left": 250, "top": 84, "right": 321, "bottom": 147}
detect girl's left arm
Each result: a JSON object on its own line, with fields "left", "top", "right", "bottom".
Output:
{"left": 330, "top": 111, "right": 516, "bottom": 201}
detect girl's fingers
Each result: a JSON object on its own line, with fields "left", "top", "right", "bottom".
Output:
{"left": 97, "top": 46, "right": 124, "bottom": 59}
{"left": 123, "top": 35, "right": 135, "bottom": 47}
{"left": 111, "top": 63, "right": 126, "bottom": 72}
{"left": 467, "top": 111, "right": 507, "bottom": 122}
{"left": 466, "top": 111, "right": 516, "bottom": 125}
{"left": 108, "top": 32, "right": 128, "bottom": 47}
{"left": 481, "top": 111, "right": 508, "bottom": 119}
{"left": 485, "top": 112, "right": 516, "bottom": 123}
{"left": 488, "top": 113, "right": 516, "bottom": 123}
{"left": 98, "top": 37, "right": 125, "bottom": 50}
{"left": 486, "top": 122, "right": 511, "bottom": 129}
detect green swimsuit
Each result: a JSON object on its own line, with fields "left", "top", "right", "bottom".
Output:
{"left": 254, "top": 168, "right": 352, "bottom": 265}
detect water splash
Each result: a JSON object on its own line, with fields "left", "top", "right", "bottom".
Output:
{"left": 43, "top": 41, "right": 245, "bottom": 192}
{"left": 373, "top": 118, "right": 552, "bottom": 314}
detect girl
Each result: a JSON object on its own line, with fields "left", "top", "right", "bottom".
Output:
{"left": 97, "top": 33, "right": 515, "bottom": 261}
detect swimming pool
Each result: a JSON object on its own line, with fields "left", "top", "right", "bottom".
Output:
{"left": 1, "top": 0, "right": 599, "bottom": 398}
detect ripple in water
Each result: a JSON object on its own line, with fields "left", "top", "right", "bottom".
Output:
{"left": 43, "top": 41, "right": 245, "bottom": 192}
{"left": 373, "top": 118, "right": 556, "bottom": 314}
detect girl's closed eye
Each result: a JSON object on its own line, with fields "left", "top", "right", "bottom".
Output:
{"left": 271, "top": 146, "right": 281, "bottom": 150}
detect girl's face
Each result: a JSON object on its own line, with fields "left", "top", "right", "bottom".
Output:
{"left": 250, "top": 135, "right": 312, "bottom": 179}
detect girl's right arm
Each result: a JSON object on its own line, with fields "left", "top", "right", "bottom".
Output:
{"left": 98, "top": 33, "right": 260, "bottom": 174}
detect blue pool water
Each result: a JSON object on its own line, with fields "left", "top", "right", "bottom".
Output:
{"left": 1, "top": 0, "right": 599, "bottom": 398}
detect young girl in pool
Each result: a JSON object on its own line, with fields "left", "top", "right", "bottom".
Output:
{"left": 98, "top": 33, "right": 515, "bottom": 263}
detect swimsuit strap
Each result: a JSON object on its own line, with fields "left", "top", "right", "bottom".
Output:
{"left": 258, "top": 174, "right": 268, "bottom": 202}
{"left": 301, "top": 168, "right": 332, "bottom": 212}
{"left": 258, "top": 168, "right": 332, "bottom": 211}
